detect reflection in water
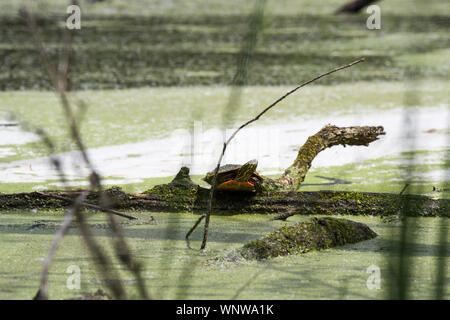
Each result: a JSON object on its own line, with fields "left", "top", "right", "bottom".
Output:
{"left": 300, "top": 175, "right": 353, "bottom": 187}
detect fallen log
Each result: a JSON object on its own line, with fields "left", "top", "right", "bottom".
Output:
{"left": 0, "top": 183, "right": 448, "bottom": 217}
{"left": 36, "top": 191, "right": 138, "bottom": 220}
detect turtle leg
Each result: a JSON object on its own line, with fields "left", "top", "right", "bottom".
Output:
{"left": 235, "top": 159, "right": 258, "bottom": 182}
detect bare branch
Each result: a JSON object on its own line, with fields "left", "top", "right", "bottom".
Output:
{"left": 23, "top": 4, "right": 149, "bottom": 299}
{"left": 225, "top": 58, "right": 366, "bottom": 146}
{"left": 36, "top": 191, "right": 139, "bottom": 220}
{"left": 34, "top": 191, "right": 88, "bottom": 300}
{"left": 192, "top": 58, "right": 366, "bottom": 249}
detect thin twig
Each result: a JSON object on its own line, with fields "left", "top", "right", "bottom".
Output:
{"left": 22, "top": 6, "right": 94, "bottom": 172}
{"left": 231, "top": 264, "right": 270, "bottom": 300}
{"left": 193, "top": 58, "right": 366, "bottom": 249}
{"left": 194, "top": 0, "right": 267, "bottom": 249}
{"left": 36, "top": 191, "right": 139, "bottom": 220}
{"left": 33, "top": 126, "right": 78, "bottom": 299}
{"left": 185, "top": 214, "right": 206, "bottom": 240}
{"left": 107, "top": 214, "right": 149, "bottom": 299}
{"left": 74, "top": 203, "right": 127, "bottom": 299}
{"left": 34, "top": 191, "right": 88, "bottom": 300}
{"left": 225, "top": 58, "right": 365, "bottom": 146}
{"left": 24, "top": 4, "right": 149, "bottom": 299}
{"left": 399, "top": 183, "right": 409, "bottom": 195}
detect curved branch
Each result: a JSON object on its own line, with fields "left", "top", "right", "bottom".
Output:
{"left": 265, "top": 125, "right": 385, "bottom": 190}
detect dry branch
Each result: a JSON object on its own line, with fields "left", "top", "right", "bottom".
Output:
{"left": 34, "top": 191, "right": 88, "bottom": 300}
{"left": 22, "top": 4, "right": 149, "bottom": 300}
{"left": 270, "top": 125, "right": 385, "bottom": 190}
{"left": 195, "top": 58, "right": 366, "bottom": 249}
{"left": 36, "top": 191, "right": 138, "bottom": 220}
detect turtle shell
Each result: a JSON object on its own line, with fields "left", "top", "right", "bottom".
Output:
{"left": 203, "top": 163, "right": 263, "bottom": 192}
{"left": 216, "top": 177, "right": 261, "bottom": 192}
{"left": 203, "top": 164, "right": 242, "bottom": 186}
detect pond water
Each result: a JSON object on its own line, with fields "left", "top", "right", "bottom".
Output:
{"left": 1, "top": 102, "right": 449, "bottom": 181}
{"left": 0, "top": 211, "right": 448, "bottom": 300}
{"left": 0, "top": 84, "right": 448, "bottom": 196}
{"left": 0, "top": 0, "right": 448, "bottom": 300}
{"left": 0, "top": 0, "right": 449, "bottom": 195}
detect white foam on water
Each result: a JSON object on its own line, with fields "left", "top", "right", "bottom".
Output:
{"left": 0, "top": 125, "right": 40, "bottom": 146}
{"left": 0, "top": 105, "right": 448, "bottom": 184}
{"left": 47, "top": 178, "right": 144, "bottom": 187}
{"left": 0, "top": 147, "right": 15, "bottom": 157}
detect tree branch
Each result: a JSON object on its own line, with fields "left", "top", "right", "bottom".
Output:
{"left": 271, "top": 124, "right": 385, "bottom": 190}
{"left": 194, "top": 58, "right": 366, "bottom": 249}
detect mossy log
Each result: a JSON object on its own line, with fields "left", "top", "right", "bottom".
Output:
{"left": 1, "top": 183, "right": 448, "bottom": 217}
{"left": 240, "top": 217, "right": 377, "bottom": 260}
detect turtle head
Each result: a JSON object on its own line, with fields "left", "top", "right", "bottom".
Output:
{"left": 202, "top": 171, "right": 214, "bottom": 184}
{"left": 203, "top": 166, "right": 221, "bottom": 185}
{"left": 235, "top": 159, "right": 258, "bottom": 182}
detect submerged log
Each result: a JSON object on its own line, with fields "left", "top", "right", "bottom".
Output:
{"left": 240, "top": 217, "right": 378, "bottom": 260}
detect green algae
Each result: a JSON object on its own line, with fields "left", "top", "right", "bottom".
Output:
{"left": 143, "top": 167, "right": 201, "bottom": 211}
{"left": 1, "top": 0, "right": 449, "bottom": 90}
{"left": 145, "top": 183, "right": 199, "bottom": 211}
{"left": 0, "top": 211, "right": 447, "bottom": 300}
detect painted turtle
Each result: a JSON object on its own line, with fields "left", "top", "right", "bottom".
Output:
{"left": 203, "top": 159, "right": 263, "bottom": 192}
